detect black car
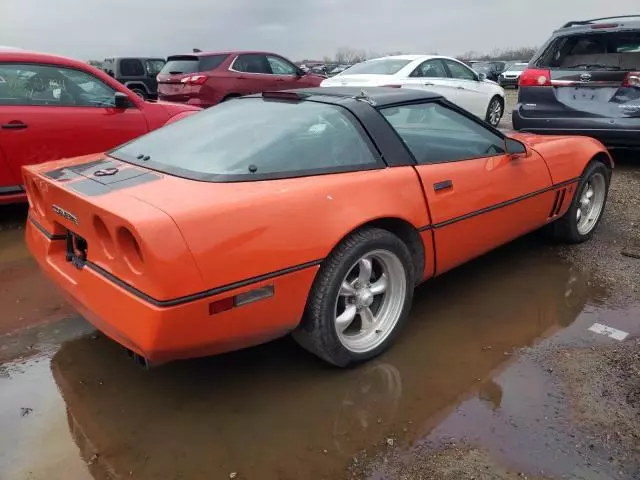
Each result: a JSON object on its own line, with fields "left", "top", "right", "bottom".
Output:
{"left": 513, "top": 15, "right": 640, "bottom": 148}
{"left": 102, "top": 57, "right": 166, "bottom": 100}
{"left": 471, "top": 61, "right": 507, "bottom": 82}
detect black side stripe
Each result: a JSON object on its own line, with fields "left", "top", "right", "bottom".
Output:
{"left": 29, "top": 216, "right": 66, "bottom": 241}
{"left": 85, "top": 259, "right": 323, "bottom": 308}
{"left": 433, "top": 177, "right": 580, "bottom": 229}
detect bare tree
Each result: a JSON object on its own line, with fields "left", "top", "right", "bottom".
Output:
{"left": 335, "top": 47, "right": 368, "bottom": 64}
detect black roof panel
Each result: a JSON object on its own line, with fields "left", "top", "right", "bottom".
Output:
{"left": 289, "top": 87, "right": 442, "bottom": 107}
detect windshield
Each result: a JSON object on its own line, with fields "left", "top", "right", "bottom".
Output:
{"left": 109, "top": 98, "right": 377, "bottom": 180}
{"left": 339, "top": 59, "right": 412, "bottom": 75}
{"left": 507, "top": 63, "right": 527, "bottom": 72}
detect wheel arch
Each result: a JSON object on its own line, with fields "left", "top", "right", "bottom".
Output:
{"left": 124, "top": 81, "right": 150, "bottom": 93}
{"left": 320, "top": 217, "right": 426, "bottom": 286}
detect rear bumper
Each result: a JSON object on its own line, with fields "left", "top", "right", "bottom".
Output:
{"left": 26, "top": 218, "right": 318, "bottom": 364}
{"left": 512, "top": 108, "right": 640, "bottom": 148}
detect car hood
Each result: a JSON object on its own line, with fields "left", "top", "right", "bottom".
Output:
{"left": 151, "top": 100, "right": 201, "bottom": 115}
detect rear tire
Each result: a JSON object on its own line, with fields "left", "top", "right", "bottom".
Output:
{"left": 293, "top": 228, "right": 414, "bottom": 367}
{"left": 548, "top": 160, "right": 611, "bottom": 243}
{"left": 485, "top": 96, "right": 503, "bottom": 127}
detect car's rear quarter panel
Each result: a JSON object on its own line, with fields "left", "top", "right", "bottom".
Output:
{"left": 129, "top": 167, "right": 433, "bottom": 290}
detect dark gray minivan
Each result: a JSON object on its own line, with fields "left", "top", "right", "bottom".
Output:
{"left": 513, "top": 15, "right": 640, "bottom": 148}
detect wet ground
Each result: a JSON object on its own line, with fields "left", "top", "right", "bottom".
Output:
{"left": 1, "top": 155, "right": 639, "bottom": 478}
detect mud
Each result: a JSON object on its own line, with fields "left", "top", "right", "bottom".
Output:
{"left": 1, "top": 140, "right": 640, "bottom": 479}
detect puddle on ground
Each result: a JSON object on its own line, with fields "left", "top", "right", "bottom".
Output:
{"left": 1, "top": 229, "right": 639, "bottom": 479}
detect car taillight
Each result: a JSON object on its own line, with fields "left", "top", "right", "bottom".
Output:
{"left": 519, "top": 68, "right": 551, "bottom": 87}
{"left": 180, "top": 75, "right": 207, "bottom": 85}
{"left": 622, "top": 72, "right": 640, "bottom": 87}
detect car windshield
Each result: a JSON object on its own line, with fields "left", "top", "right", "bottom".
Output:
{"left": 473, "top": 63, "right": 492, "bottom": 73}
{"left": 109, "top": 98, "right": 377, "bottom": 179}
{"left": 507, "top": 63, "right": 527, "bottom": 72}
{"left": 339, "top": 59, "right": 412, "bottom": 75}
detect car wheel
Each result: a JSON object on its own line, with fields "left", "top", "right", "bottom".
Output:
{"left": 485, "top": 96, "right": 503, "bottom": 127}
{"left": 131, "top": 88, "right": 147, "bottom": 100}
{"left": 548, "top": 160, "right": 611, "bottom": 243}
{"left": 293, "top": 227, "right": 414, "bottom": 367}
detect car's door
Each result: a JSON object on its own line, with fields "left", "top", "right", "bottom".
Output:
{"left": 0, "top": 63, "right": 148, "bottom": 182}
{"left": 379, "top": 101, "right": 554, "bottom": 274}
{"left": 229, "top": 54, "right": 279, "bottom": 94}
{"left": 442, "top": 59, "right": 489, "bottom": 117}
{"left": 265, "top": 55, "right": 304, "bottom": 89}
{"left": 400, "top": 59, "right": 459, "bottom": 99}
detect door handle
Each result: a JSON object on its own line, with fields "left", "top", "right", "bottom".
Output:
{"left": 423, "top": 82, "right": 434, "bottom": 86}
{"left": 456, "top": 86, "right": 465, "bottom": 90}
{"left": 1, "top": 121, "right": 28, "bottom": 130}
{"left": 275, "top": 78, "right": 285, "bottom": 82}
{"left": 434, "top": 180, "right": 453, "bottom": 191}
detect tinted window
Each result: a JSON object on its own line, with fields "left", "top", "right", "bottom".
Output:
{"left": 444, "top": 60, "right": 476, "bottom": 80}
{"left": 110, "top": 99, "right": 378, "bottom": 178}
{"left": 233, "top": 54, "right": 271, "bottom": 74}
{"left": 198, "top": 54, "right": 228, "bottom": 71}
{"left": 380, "top": 102, "right": 505, "bottom": 164}
{"left": 267, "top": 55, "right": 297, "bottom": 75}
{"left": 0, "top": 63, "right": 117, "bottom": 107}
{"left": 160, "top": 57, "right": 200, "bottom": 75}
{"left": 539, "top": 32, "right": 640, "bottom": 68}
{"left": 411, "top": 59, "right": 447, "bottom": 78}
{"left": 145, "top": 59, "right": 165, "bottom": 75}
{"left": 340, "top": 59, "right": 411, "bottom": 75}
{"left": 120, "top": 59, "right": 145, "bottom": 76}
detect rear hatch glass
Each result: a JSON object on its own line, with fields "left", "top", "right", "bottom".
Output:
{"left": 531, "top": 30, "right": 640, "bottom": 117}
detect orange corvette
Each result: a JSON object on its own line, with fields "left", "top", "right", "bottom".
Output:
{"left": 24, "top": 87, "right": 613, "bottom": 367}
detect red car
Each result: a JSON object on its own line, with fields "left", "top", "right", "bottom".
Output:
{"left": 0, "top": 50, "right": 200, "bottom": 204}
{"left": 156, "top": 50, "right": 324, "bottom": 108}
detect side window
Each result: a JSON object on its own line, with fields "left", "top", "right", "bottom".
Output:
{"left": 380, "top": 102, "right": 505, "bottom": 164}
{"left": 120, "top": 59, "right": 145, "bottom": 77}
{"left": 198, "top": 54, "right": 228, "bottom": 71}
{"left": 0, "top": 63, "right": 116, "bottom": 107}
{"left": 145, "top": 59, "right": 165, "bottom": 76}
{"left": 266, "top": 56, "right": 297, "bottom": 75}
{"left": 232, "top": 54, "right": 272, "bottom": 74}
{"left": 410, "top": 59, "right": 447, "bottom": 78}
{"left": 443, "top": 60, "right": 476, "bottom": 81}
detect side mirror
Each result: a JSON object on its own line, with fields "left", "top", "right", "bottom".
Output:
{"left": 477, "top": 72, "right": 487, "bottom": 82}
{"left": 505, "top": 137, "right": 527, "bottom": 156}
{"left": 295, "top": 68, "right": 305, "bottom": 77}
{"left": 114, "top": 91, "right": 131, "bottom": 108}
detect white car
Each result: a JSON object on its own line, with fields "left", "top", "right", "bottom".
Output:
{"left": 498, "top": 62, "right": 529, "bottom": 88}
{"left": 320, "top": 55, "right": 506, "bottom": 127}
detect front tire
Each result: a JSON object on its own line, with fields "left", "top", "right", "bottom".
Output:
{"left": 485, "top": 96, "right": 504, "bottom": 127}
{"left": 293, "top": 228, "right": 414, "bottom": 367}
{"left": 548, "top": 160, "right": 611, "bottom": 243}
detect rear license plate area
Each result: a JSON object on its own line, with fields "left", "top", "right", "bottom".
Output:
{"left": 66, "top": 231, "right": 88, "bottom": 269}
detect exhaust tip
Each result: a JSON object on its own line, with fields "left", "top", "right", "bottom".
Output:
{"left": 126, "top": 349, "right": 151, "bottom": 370}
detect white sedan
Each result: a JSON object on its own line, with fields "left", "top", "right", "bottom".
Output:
{"left": 320, "top": 55, "right": 506, "bottom": 127}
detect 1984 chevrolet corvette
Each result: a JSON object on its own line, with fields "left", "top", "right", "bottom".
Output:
{"left": 24, "top": 87, "right": 613, "bottom": 367}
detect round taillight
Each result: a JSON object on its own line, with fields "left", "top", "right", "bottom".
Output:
{"left": 627, "top": 75, "right": 640, "bottom": 87}
{"left": 93, "top": 216, "right": 115, "bottom": 259}
{"left": 537, "top": 75, "right": 548, "bottom": 86}
{"left": 116, "top": 227, "right": 144, "bottom": 274}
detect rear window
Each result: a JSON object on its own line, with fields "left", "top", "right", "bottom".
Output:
{"left": 537, "top": 31, "right": 640, "bottom": 69}
{"left": 339, "top": 59, "right": 412, "bottom": 75}
{"left": 160, "top": 54, "right": 227, "bottom": 75}
{"left": 109, "top": 98, "right": 378, "bottom": 180}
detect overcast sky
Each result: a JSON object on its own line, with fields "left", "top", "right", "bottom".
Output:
{"left": 3, "top": 0, "right": 639, "bottom": 61}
